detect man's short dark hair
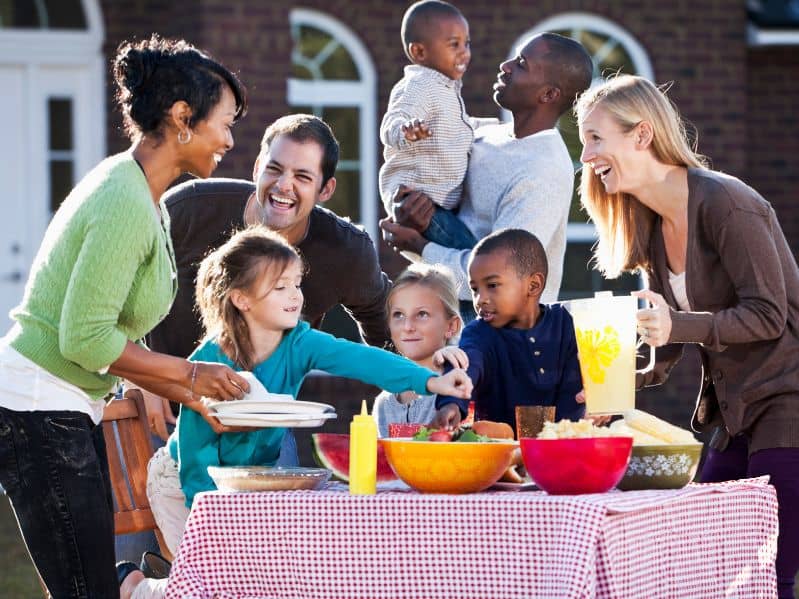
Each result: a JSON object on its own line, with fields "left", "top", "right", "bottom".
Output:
{"left": 401, "top": 0, "right": 464, "bottom": 60}
{"left": 260, "top": 114, "right": 340, "bottom": 188}
{"left": 537, "top": 32, "right": 593, "bottom": 116}
{"left": 473, "top": 228, "right": 548, "bottom": 281}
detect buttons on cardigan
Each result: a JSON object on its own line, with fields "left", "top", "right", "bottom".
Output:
{"left": 534, "top": 350, "right": 541, "bottom": 356}
{"left": 539, "top": 368, "right": 545, "bottom": 374}
{"left": 529, "top": 337, "right": 535, "bottom": 343}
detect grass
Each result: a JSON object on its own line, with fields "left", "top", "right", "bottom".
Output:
{"left": 0, "top": 495, "right": 42, "bottom": 598}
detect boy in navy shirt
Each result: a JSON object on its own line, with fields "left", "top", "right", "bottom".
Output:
{"left": 432, "top": 228, "right": 584, "bottom": 431}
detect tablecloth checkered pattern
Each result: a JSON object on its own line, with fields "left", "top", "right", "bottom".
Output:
{"left": 165, "top": 477, "right": 777, "bottom": 599}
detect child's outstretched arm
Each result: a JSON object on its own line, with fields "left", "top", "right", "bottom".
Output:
{"left": 426, "top": 368, "right": 472, "bottom": 399}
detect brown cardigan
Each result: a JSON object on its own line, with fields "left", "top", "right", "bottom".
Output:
{"left": 637, "top": 168, "right": 799, "bottom": 454}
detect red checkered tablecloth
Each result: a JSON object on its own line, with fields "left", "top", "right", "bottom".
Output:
{"left": 165, "top": 477, "right": 777, "bottom": 599}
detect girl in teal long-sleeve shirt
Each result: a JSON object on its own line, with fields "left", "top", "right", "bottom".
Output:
{"left": 149, "top": 227, "right": 472, "bottom": 546}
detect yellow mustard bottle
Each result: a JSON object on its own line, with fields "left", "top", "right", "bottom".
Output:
{"left": 349, "top": 400, "right": 377, "bottom": 495}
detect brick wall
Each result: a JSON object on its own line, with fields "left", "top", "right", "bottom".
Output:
{"left": 746, "top": 46, "right": 799, "bottom": 255}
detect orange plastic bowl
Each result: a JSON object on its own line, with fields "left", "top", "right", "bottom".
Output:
{"left": 380, "top": 439, "right": 517, "bottom": 493}
{"left": 519, "top": 436, "right": 633, "bottom": 495}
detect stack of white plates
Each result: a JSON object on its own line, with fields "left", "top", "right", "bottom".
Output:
{"left": 205, "top": 372, "right": 336, "bottom": 428}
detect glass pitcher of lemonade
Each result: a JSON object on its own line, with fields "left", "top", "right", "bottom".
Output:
{"left": 566, "top": 292, "right": 655, "bottom": 415}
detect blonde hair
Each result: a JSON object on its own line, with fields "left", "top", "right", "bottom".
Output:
{"left": 575, "top": 75, "right": 709, "bottom": 277}
{"left": 196, "top": 226, "right": 300, "bottom": 370}
{"left": 387, "top": 263, "right": 462, "bottom": 346}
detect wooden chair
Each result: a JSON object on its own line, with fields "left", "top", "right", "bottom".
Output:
{"left": 102, "top": 388, "right": 173, "bottom": 562}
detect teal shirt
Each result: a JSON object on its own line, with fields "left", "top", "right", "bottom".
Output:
{"left": 8, "top": 152, "right": 177, "bottom": 400}
{"left": 168, "top": 321, "right": 435, "bottom": 505}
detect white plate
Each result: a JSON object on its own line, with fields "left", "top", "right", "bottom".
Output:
{"left": 214, "top": 412, "right": 337, "bottom": 428}
{"left": 208, "top": 398, "right": 335, "bottom": 415}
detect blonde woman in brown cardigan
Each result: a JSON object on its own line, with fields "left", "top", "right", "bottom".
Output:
{"left": 577, "top": 74, "right": 799, "bottom": 599}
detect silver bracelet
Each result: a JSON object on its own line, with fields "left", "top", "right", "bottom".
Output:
{"left": 189, "top": 362, "right": 198, "bottom": 401}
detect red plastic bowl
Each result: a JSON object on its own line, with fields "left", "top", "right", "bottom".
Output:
{"left": 520, "top": 436, "right": 633, "bottom": 495}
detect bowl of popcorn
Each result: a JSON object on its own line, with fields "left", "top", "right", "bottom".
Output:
{"left": 610, "top": 410, "right": 703, "bottom": 490}
{"left": 519, "top": 419, "right": 633, "bottom": 495}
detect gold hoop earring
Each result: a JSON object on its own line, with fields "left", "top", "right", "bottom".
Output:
{"left": 178, "top": 129, "right": 192, "bottom": 145}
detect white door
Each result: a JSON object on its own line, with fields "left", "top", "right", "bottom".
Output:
{"left": 0, "top": 63, "right": 100, "bottom": 330}
{"left": 0, "top": 64, "right": 30, "bottom": 328}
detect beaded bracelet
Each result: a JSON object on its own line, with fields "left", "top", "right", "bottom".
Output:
{"left": 189, "top": 362, "right": 198, "bottom": 401}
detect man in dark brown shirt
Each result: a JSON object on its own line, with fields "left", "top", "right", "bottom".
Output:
{"left": 148, "top": 115, "right": 392, "bottom": 464}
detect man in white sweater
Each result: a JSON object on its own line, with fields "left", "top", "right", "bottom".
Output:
{"left": 380, "top": 33, "right": 592, "bottom": 315}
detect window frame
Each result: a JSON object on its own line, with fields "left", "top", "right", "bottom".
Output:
{"left": 287, "top": 8, "right": 378, "bottom": 242}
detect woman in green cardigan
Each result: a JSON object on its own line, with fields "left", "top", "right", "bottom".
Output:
{"left": 0, "top": 35, "right": 249, "bottom": 597}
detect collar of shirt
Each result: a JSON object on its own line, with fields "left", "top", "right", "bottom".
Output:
{"left": 404, "top": 64, "right": 462, "bottom": 90}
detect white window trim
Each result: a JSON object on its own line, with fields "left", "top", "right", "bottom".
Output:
{"left": 748, "top": 24, "right": 799, "bottom": 45}
{"left": 287, "top": 8, "right": 378, "bottom": 242}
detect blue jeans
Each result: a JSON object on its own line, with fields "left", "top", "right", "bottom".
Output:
{"left": 0, "top": 407, "right": 118, "bottom": 598}
{"left": 424, "top": 206, "right": 477, "bottom": 250}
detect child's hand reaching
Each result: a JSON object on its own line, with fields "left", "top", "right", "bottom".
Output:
{"left": 426, "top": 368, "right": 472, "bottom": 398}
{"left": 430, "top": 403, "right": 462, "bottom": 431}
{"left": 402, "top": 118, "right": 432, "bottom": 142}
{"left": 432, "top": 346, "right": 469, "bottom": 370}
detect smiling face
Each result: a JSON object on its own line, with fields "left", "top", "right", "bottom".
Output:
{"left": 469, "top": 250, "right": 540, "bottom": 329}
{"left": 579, "top": 104, "right": 645, "bottom": 196}
{"left": 414, "top": 14, "right": 471, "bottom": 81}
{"left": 253, "top": 135, "right": 335, "bottom": 244}
{"left": 388, "top": 283, "right": 459, "bottom": 364}
{"left": 493, "top": 37, "right": 551, "bottom": 111}
{"left": 182, "top": 84, "right": 237, "bottom": 178}
{"left": 240, "top": 258, "right": 304, "bottom": 333}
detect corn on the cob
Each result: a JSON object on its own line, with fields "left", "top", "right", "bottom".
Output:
{"left": 622, "top": 409, "right": 697, "bottom": 445}
{"left": 608, "top": 420, "right": 664, "bottom": 446}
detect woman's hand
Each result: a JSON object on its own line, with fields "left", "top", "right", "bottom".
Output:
{"left": 183, "top": 398, "right": 261, "bottom": 434}
{"left": 430, "top": 404, "right": 462, "bottom": 431}
{"left": 190, "top": 361, "right": 250, "bottom": 402}
{"left": 426, "top": 368, "right": 473, "bottom": 399}
{"left": 633, "top": 290, "right": 672, "bottom": 347}
{"left": 432, "top": 346, "right": 469, "bottom": 370}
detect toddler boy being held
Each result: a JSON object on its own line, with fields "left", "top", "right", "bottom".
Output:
{"left": 379, "top": 0, "right": 479, "bottom": 251}
{"left": 432, "top": 228, "right": 585, "bottom": 431}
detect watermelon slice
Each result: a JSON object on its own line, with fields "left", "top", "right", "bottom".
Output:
{"left": 387, "top": 423, "right": 425, "bottom": 438}
{"left": 312, "top": 433, "right": 397, "bottom": 482}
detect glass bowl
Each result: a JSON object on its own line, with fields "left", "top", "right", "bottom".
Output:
{"left": 207, "top": 466, "right": 331, "bottom": 492}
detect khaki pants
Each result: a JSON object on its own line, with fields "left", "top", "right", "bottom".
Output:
{"left": 146, "top": 446, "right": 190, "bottom": 557}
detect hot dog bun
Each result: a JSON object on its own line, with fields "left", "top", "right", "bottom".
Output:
{"left": 472, "top": 420, "right": 515, "bottom": 440}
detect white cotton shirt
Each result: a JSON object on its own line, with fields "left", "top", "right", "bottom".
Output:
{"left": 422, "top": 124, "right": 574, "bottom": 302}
{"left": 0, "top": 335, "right": 105, "bottom": 423}
{"left": 668, "top": 269, "right": 692, "bottom": 312}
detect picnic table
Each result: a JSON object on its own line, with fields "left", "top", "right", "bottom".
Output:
{"left": 165, "top": 477, "right": 778, "bottom": 598}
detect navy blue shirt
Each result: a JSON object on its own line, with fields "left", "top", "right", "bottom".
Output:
{"left": 436, "top": 304, "right": 584, "bottom": 429}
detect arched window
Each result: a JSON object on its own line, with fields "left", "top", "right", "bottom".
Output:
{"left": 0, "top": 0, "right": 88, "bottom": 29}
{"left": 0, "top": 0, "right": 105, "bottom": 328}
{"left": 507, "top": 14, "right": 653, "bottom": 299}
{"left": 288, "top": 9, "right": 378, "bottom": 241}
